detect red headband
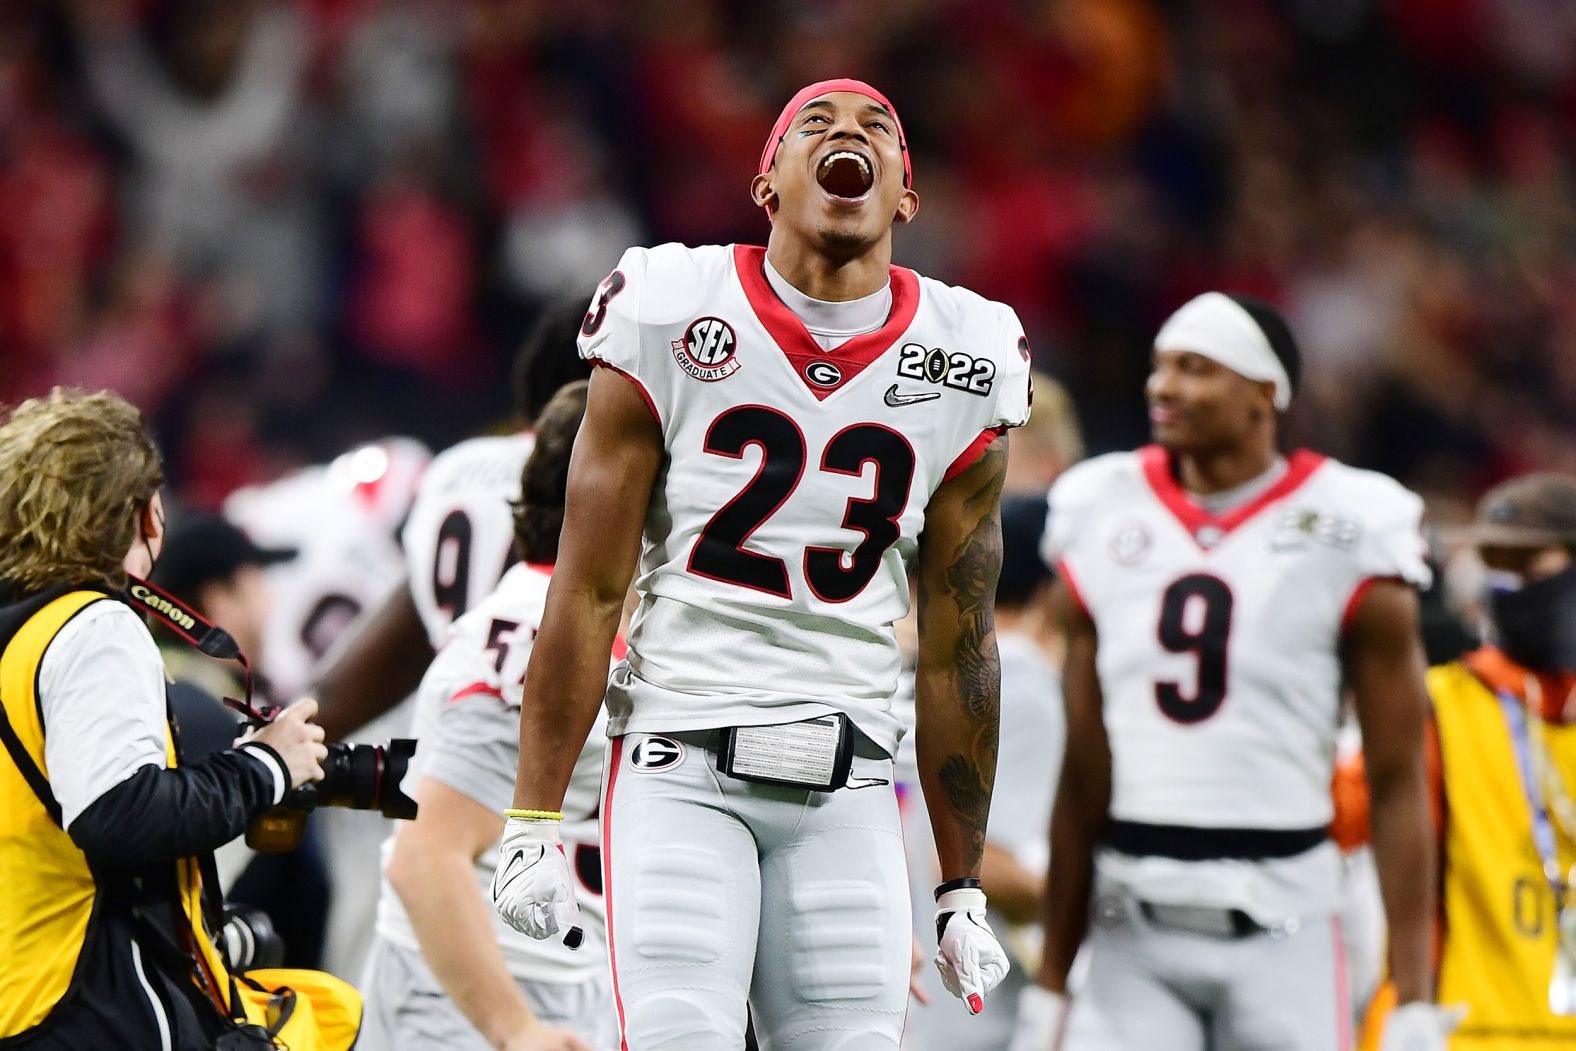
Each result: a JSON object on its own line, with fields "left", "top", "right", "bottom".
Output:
{"left": 758, "top": 78, "right": 912, "bottom": 189}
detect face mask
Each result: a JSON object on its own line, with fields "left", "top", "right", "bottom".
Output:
{"left": 1488, "top": 562, "right": 1576, "bottom": 673}
{"left": 139, "top": 504, "right": 164, "bottom": 578}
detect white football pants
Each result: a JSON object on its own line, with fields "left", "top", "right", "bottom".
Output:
{"left": 1063, "top": 886, "right": 1351, "bottom": 1051}
{"left": 600, "top": 730, "right": 911, "bottom": 1051}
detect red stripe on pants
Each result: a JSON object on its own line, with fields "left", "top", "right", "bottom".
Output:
{"left": 602, "top": 737, "right": 629, "bottom": 1050}
{"left": 1332, "top": 916, "right": 1351, "bottom": 1051}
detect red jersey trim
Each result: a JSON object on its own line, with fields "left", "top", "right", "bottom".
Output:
{"left": 731, "top": 244, "right": 920, "bottom": 401}
{"left": 1138, "top": 445, "right": 1328, "bottom": 548}
{"left": 590, "top": 359, "right": 660, "bottom": 425}
{"left": 449, "top": 681, "right": 502, "bottom": 704}
{"left": 943, "top": 426, "right": 1006, "bottom": 483}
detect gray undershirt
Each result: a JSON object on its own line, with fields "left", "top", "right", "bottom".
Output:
{"left": 764, "top": 257, "right": 890, "bottom": 351}
{"left": 1189, "top": 456, "right": 1288, "bottom": 516}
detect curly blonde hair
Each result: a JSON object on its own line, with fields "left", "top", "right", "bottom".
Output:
{"left": 0, "top": 388, "right": 165, "bottom": 593}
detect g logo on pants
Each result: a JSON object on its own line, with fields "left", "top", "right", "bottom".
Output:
{"left": 628, "top": 736, "right": 684, "bottom": 773}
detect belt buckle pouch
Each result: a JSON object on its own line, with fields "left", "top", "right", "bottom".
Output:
{"left": 1140, "top": 901, "right": 1260, "bottom": 939}
{"left": 716, "top": 714, "right": 854, "bottom": 792}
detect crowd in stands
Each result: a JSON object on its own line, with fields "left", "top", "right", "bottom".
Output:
{"left": 3, "top": 0, "right": 1574, "bottom": 525}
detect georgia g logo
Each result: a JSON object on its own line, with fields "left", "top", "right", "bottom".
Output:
{"left": 672, "top": 317, "right": 742, "bottom": 382}
{"left": 805, "top": 360, "right": 843, "bottom": 387}
{"left": 628, "top": 736, "right": 685, "bottom": 773}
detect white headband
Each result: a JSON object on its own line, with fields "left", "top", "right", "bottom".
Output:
{"left": 1154, "top": 292, "right": 1292, "bottom": 410}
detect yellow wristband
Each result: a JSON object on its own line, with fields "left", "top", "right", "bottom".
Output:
{"left": 504, "top": 808, "right": 564, "bottom": 822}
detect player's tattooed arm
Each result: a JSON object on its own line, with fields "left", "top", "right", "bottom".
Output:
{"left": 914, "top": 436, "right": 1007, "bottom": 879}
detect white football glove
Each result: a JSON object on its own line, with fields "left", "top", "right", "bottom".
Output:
{"left": 932, "top": 884, "right": 1011, "bottom": 1015}
{"left": 1379, "top": 1002, "right": 1467, "bottom": 1051}
{"left": 491, "top": 815, "right": 583, "bottom": 947}
{"left": 1007, "top": 985, "right": 1069, "bottom": 1051}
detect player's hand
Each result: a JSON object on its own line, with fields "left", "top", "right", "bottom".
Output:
{"left": 491, "top": 814, "right": 583, "bottom": 947}
{"left": 501, "top": 1025, "right": 595, "bottom": 1051}
{"left": 1379, "top": 1001, "right": 1467, "bottom": 1051}
{"left": 932, "top": 885, "right": 1010, "bottom": 1015}
{"left": 250, "top": 697, "right": 327, "bottom": 788}
{"left": 1006, "top": 985, "right": 1069, "bottom": 1051}
{"left": 909, "top": 937, "right": 930, "bottom": 1005}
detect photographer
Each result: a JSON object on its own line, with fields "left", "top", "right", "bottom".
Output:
{"left": 0, "top": 388, "right": 348, "bottom": 1050}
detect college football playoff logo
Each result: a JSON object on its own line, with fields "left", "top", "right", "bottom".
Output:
{"left": 672, "top": 317, "right": 741, "bottom": 382}
{"left": 1108, "top": 520, "right": 1153, "bottom": 566}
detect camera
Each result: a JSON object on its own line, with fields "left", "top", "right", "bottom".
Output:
{"left": 121, "top": 576, "right": 420, "bottom": 850}
{"left": 247, "top": 739, "right": 419, "bottom": 852}
{"left": 219, "top": 905, "right": 285, "bottom": 971}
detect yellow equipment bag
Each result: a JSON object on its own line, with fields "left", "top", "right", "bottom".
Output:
{"left": 226, "top": 968, "right": 363, "bottom": 1051}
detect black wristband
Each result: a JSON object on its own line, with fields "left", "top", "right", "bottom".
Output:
{"left": 934, "top": 876, "right": 982, "bottom": 901}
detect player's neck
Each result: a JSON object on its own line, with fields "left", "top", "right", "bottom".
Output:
{"left": 1173, "top": 442, "right": 1280, "bottom": 498}
{"left": 764, "top": 235, "right": 892, "bottom": 302}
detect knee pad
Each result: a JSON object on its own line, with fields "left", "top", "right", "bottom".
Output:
{"left": 783, "top": 878, "right": 890, "bottom": 1004}
{"left": 625, "top": 991, "right": 742, "bottom": 1051}
{"left": 630, "top": 844, "right": 732, "bottom": 963}
{"left": 820, "top": 1035, "right": 901, "bottom": 1051}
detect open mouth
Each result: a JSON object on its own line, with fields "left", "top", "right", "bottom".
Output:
{"left": 816, "top": 150, "right": 874, "bottom": 202}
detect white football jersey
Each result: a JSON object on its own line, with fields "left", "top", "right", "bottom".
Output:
{"left": 401, "top": 433, "right": 535, "bottom": 647}
{"left": 1043, "top": 446, "right": 1430, "bottom": 921}
{"left": 581, "top": 243, "right": 1033, "bottom": 755}
{"left": 377, "top": 562, "right": 609, "bottom": 983}
{"left": 224, "top": 439, "right": 429, "bottom": 700}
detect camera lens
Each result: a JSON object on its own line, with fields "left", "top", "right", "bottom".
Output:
{"left": 314, "top": 740, "right": 418, "bottom": 819}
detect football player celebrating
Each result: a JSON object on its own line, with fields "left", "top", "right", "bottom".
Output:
{"left": 1018, "top": 294, "right": 1455, "bottom": 1050}
{"left": 491, "top": 79, "right": 1032, "bottom": 1050}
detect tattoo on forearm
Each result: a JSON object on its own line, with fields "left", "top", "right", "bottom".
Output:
{"left": 944, "top": 442, "right": 1005, "bottom": 720}
{"left": 924, "top": 440, "right": 1007, "bottom": 873}
{"left": 939, "top": 752, "right": 991, "bottom": 870}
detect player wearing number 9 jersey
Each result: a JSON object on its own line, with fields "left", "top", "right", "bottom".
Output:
{"left": 494, "top": 80, "right": 1030, "bottom": 1050}
{"left": 1016, "top": 294, "right": 1453, "bottom": 1051}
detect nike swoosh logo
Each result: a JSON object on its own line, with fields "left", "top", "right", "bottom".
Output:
{"left": 495, "top": 848, "right": 534, "bottom": 896}
{"left": 884, "top": 384, "right": 941, "bottom": 407}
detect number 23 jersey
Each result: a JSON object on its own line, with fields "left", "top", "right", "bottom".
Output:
{"left": 580, "top": 243, "right": 1032, "bottom": 754}
{"left": 1043, "top": 447, "right": 1431, "bottom": 832}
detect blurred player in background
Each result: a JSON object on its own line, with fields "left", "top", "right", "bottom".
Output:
{"left": 492, "top": 79, "right": 1031, "bottom": 1050}
{"left": 311, "top": 302, "right": 595, "bottom": 742}
{"left": 364, "top": 382, "right": 611, "bottom": 1051}
{"left": 1023, "top": 293, "right": 1453, "bottom": 1050}
{"left": 1001, "top": 377, "right": 1084, "bottom": 497}
{"left": 224, "top": 435, "right": 429, "bottom": 976}
{"left": 223, "top": 437, "right": 431, "bottom": 703}
{"left": 1343, "top": 473, "right": 1576, "bottom": 1050}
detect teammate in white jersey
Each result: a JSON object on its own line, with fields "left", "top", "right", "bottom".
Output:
{"left": 311, "top": 303, "right": 594, "bottom": 741}
{"left": 1016, "top": 294, "right": 1457, "bottom": 1051}
{"left": 364, "top": 384, "right": 612, "bottom": 1051}
{"left": 491, "top": 79, "right": 1031, "bottom": 1050}
{"left": 222, "top": 437, "right": 430, "bottom": 702}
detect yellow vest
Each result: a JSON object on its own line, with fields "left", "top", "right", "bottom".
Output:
{"left": 0, "top": 590, "right": 232, "bottom": 1036}
{"left": 1432, "top": 660, "right": 1576, "bottom": 1049}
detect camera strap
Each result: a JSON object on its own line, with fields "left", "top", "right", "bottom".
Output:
{"left": 126, "top": 574, "right": 272, "bottom": 723}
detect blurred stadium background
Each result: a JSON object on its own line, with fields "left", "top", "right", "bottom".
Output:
{"left": 5, "top": 0, "right": 1575, "bottom": 525}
